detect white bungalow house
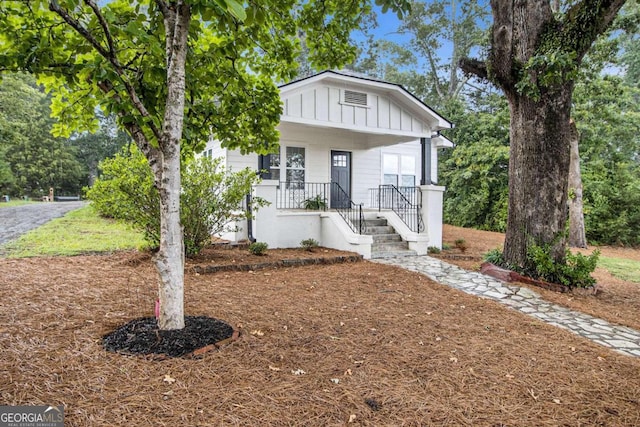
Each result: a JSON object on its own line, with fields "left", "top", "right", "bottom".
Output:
{"left": 202, "top": 70, "right": 453, "bottom": 259}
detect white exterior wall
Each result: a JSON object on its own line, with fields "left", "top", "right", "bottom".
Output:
{"left": 282, "top": 83, "right": 431, "bottom": 135}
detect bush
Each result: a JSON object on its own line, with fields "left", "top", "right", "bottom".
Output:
{"left": 483, "top": 246, "right": 599, "bottom": 288}
{"left": 249, "top": 241, "right": 268, "bottom": 255}
{"left": 527, "top": 244, "right": 600, "bottom": 288}
{"left": 181, "top": 155, "right": 267, "bottom": 256}
{"left": 300, "top": 238, "right": 319, "bottom": 251}
{"left": 483, "top": 248, "right": 505, "bottom": 266}
{"left": 454, "top": 238, "right": 467, "bottom": 253}
{"left": 87, "top": 145, "right": 266, "bottom": 256}
{"left": 427, "top": 246, "right": 441, "bottom": 254}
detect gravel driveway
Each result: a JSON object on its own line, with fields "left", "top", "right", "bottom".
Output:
{"left": 0, "top": 201, "right": 87, "bottom": 245}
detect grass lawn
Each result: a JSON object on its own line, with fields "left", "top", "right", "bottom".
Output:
{"left": 0, "top": 205, "right": 146, "bottom": 257}
{"left": 599, "top": 256, "right": 640, "bottom": 283}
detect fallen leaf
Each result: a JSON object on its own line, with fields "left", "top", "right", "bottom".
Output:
{"left": 348, "top": 414, "right": 356, "bottom": 423}
{"left": 268, "top": 365, "right": 281, "bottom": 372}
{"left": 419, "top": 341, "right": 424, "bottom": 346}
{"left": 330, "top": 378, "right": 340, "bottom": 384}
{"left": 344, "top": 369, "right": 352, "bottom": 376}
{"left": 505, "top": 374, "right": 514, "bottom": 379}
{"left": 553, "top": 398, "right": 561, "bottom": 404}
{"left": 449, "top": 357, "right": 458, "bottom": 363}
{"left": 250, "top": 330, "right": 264, "bottom": 336}
{"left": 162, "top": 390, "right": 174, "bottom": 396}
{"left": 340, "top": 322, "right": 345, "bottom": 326}
{"left": 435, "top": 336, "right": 442, "bottom": 341}
{"left": 291, "top": 369, "right": 306, "bottom": 375}
{"left": 163, "top": 374, "right": 176, "bottom": 384}
{"left": 354, "top": 360, "right": 365, "bottom": 365}
{"left": 426, "top": 311, "right": 433, "bottom": 315}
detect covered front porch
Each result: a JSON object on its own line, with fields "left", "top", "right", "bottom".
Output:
{"left": 248, "top": 180, "right": 445, "bottom": 259}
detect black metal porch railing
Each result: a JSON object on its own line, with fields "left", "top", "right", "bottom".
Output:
{"left": 276, "top": 182, "right": 330, "bottom": 210}
{"left": 369, "top": 185, "right": 424, "bottom": 233}
{"left": 275, "top": 181, "right": 364, "bottom": 234}
{"left": 331, "top": 182, "right": 364, "bottom": 234}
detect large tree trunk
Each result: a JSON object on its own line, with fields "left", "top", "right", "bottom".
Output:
{"left": 154, "top": 2, "right": 191, "bottom": 330}
{"left": 460, "top": 0, "right": 626, "bottom": 271}
{"left": 568, "top": 120, "right": 587, "bottom": 248}
{"left": 503, "top": 89, "right": 573, "bottom": 266}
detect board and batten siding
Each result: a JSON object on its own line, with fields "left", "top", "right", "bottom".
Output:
{"left": 283, "top": 84, "right": 427, "bottom": 135}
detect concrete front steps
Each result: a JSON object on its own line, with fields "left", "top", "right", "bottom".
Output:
{"left": 361, "top": 218, "right": 417, "bottom": 259}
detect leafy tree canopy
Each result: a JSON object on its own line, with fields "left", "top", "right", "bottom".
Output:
{"left": 0, "top": 0, "right": 409, "bottom": 157}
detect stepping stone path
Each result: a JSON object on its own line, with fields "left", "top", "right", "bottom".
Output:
{"left": 374, "top": 255, "right": 640, "bottom": 358}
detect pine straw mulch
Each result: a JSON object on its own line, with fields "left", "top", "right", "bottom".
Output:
{"left": 2, "top": 246, "right": 640, "bottom": 426}
{"left": 436, "top": 224, "right": 640, "bottom": 332}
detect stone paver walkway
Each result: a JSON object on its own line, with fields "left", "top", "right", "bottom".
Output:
{"left": 374, "top": 255, "right": 640, "bottom": 358}
{"left": 0, "top": 201, "right": 87, "bottom": 245}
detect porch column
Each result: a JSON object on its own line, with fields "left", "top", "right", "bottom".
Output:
{"left": 419, "top": 184, "right": 445, "bottom": 249}
{"left": 253, "top": 180, "right": 279, "bottom": 246}
{"left": 420, "top": 137, "right": 432, "bottom": 186}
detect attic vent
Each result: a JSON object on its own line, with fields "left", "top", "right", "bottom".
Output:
{"left": 343, "top": 90, "right": 368, "bottom": 106}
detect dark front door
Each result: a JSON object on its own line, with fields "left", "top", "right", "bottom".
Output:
{"left": 331, "top": 151, "right": 351, "bottom": 209}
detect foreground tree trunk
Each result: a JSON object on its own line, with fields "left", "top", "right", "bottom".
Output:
{"left": 503, "top": 88, "right": 573, "bottom": 266}
{"left": 568, "top": 120, "right": 587, "bottom": 248}
{"left": 460, "top": 0, "right": 626, "bottom": 269}
{"left": 153, "top": 2, "right": 191, "bottom": 330}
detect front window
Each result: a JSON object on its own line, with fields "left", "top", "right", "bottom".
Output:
{"left": 383, "top": 154, "right": 416, "bottom": 187}
{"left": 383, "top": 154, "right": 399, "bottom": 186}
{"left": 286, "top": 147, "right": 305, "bottom": 188}
{"left": 269, "top": 153, "right": 281, "bottom": 181}
{"left": 400, "top": 155, "right": 415, "bottom": 187}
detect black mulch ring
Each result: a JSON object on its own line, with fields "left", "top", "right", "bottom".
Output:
{"left": 103, "top": 316, "right": 234, "bottom": 358}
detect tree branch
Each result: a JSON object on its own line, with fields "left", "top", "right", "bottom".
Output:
{"left": 459, "top": 57, "right": 488, "bottom": 80}
{"left": 48, "top": 0, "right": 162, "bottom": 142}
{"left": 563, "top": 0, "right": 628, "bottom": 61}
{"left": 84, "top": 0, "right": 116, "bottom": 58}
{"left": 49, "top": 0, "right": 110, "bottom": 59}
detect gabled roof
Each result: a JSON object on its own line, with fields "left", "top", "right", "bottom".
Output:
{"left": 279, "top": 70, "right": 453, "bottom": 131}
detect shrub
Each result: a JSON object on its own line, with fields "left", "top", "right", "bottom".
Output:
{"left": 300, "top": 238, "right": 319, "bottom": 251}
{"left": 249, "top": 241, "right": 268, "bottom": 255}
{"left": 483, "top": 246, "right": 599, "bottom": 288}
{"left": 87, "top": 145, "right": 267, "bottom": 257}
{"left": 483, "top": 248, "right": 506, "bottom": 266}
{"left": 427, "top": 246, "right": 441, "bottom": 254}
{"left": 454, "top": 238, "right": 467, "bottom": 253}
{"left": 527, "top": 244, "right": 600, "bottom": 288}
{"left": 442, "top": 243, "right": 452, "bottom": 251}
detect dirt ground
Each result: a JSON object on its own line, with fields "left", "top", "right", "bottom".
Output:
{"left": 1, "top": 242, "right": 640, "bottom": 426}
{"left": 438, "top": 224, "right": 640, "bottom": 332}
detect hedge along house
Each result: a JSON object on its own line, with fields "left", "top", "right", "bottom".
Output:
{"left": 202, "top": 70, "right": 454, "bottom": 259}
